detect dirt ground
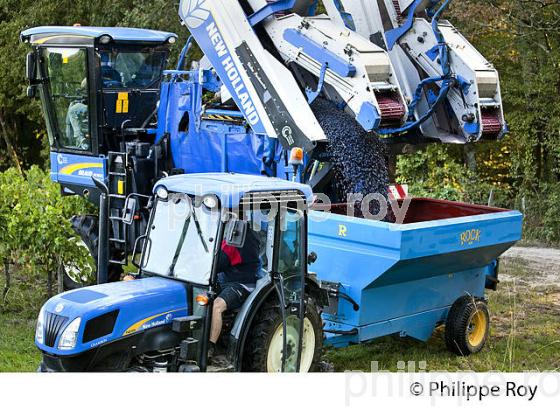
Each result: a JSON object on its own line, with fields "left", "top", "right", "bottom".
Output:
{"left": 501, "top": 246, "right": 560, "bottom": 287}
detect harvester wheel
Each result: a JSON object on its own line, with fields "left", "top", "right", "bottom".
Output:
{"left": 62, "top": 215, "right": 123, "bottom": 290}
{"left": 243, "top": 297, "right": 323, "bottom": 372}
{"left": 445, "top": 296, "right": 490, "bottom": 356}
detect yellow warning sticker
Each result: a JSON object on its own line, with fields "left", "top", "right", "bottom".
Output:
{"left": 116, "top": 92, "right": 129, "bottom": 114}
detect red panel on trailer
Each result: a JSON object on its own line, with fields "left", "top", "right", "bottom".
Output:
{"left": 314, "top": 198, "right": 509, "bottom": 225}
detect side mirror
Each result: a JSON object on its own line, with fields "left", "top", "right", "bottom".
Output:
{"left": 307, "top": 251, "right": 318, "bottom": 265}
{"left": 225, "top": 219, "right": 248, "bottom": 248}
{"left": 26, "top": 85, "right": 37, "bottom": 99}
{"left": 122, "top": 197, "right": 138, "bottom": 225}
{"left": 26, "top": 52, "right": 37, "bottom": 82}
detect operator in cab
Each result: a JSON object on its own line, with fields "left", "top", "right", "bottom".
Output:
{"left": 208, "top": 227, "right": 261, "bottom": 362}
{"left": 65, "top": 78, "right": 89, "bottom": 150}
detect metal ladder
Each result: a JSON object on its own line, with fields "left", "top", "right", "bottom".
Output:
{"left": 107, "top": 151, "right": 129, "bottom": 266}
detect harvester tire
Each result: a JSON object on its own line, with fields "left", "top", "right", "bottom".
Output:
{"left": 445, "top": 295, "right": 490, "bottom": 356}
{"left": 63, "top": 215, "right": 123, "bottom": 290}
{"left": 243, "top": 296, "right": 323, "bottom": 372}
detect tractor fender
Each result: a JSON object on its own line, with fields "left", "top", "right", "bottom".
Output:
{"left": 230, "top": 276, "right": 274, "bottom": 342}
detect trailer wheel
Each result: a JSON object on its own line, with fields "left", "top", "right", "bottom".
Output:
{"left": 243, "top": 297, "right": 323, "bottom": 372}
{"left": 63, "top": 215, "right": 122, "bottom": 290}
{"left": 445, "top": 296, "right": 490, "bottom": 356}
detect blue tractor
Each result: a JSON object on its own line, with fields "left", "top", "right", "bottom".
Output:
{"left": 35, "top": 173, "right": 327, "bottom": 372}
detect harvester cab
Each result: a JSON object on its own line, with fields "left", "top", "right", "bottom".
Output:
{"left": 36, "top": 173, "right": 325, "bottom": 372}
{"left": 20, "top": 26, "right": 177, "bottom": 198}
{"left": 21, "top": 27, "right": 178, "bottom": 285}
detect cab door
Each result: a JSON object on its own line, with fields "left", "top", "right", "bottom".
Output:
{"left": 271, "top": 206, "right": 307, "bottom": 372}
{"left": 38, "top": 46, "right": 106, "bottom": 190}
{"left": 38, "top": 47, "right": 94, "bottom": 153}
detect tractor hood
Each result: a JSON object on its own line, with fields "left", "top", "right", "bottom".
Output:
{"left": 36, "top": 277, "right": 188, "bottom": 356}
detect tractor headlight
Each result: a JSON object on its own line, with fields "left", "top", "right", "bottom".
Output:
{"left": 203, "top": 195, "right": 218, "bottom": 209}
{"left": 58, "top": 318, "right": 82, "bottom": 350}
{"left": 99, "top": 35, "right": 112, "bottom": 45}
{"left": 156, "top": 186, "right": 168, "bottom": 200}
{"left": 35, "top": 307, "right": 45, "bottom": 344}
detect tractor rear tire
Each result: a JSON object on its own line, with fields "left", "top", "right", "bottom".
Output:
{"left": 243, "top": 296, "right": 323, "bottom": 372}
{"left": 63, "top": 215, "right": 123, "bottom": 290}
{"left": 445, "top": 295, "right": 490, "bottom": 356}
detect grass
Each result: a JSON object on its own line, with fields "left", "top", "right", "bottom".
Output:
{"left": 0, "top": 315, "right": 40, "bottom": 372}
{"left": 326, "top": 260, "right": 560, "bottom": 372}
{"left": 0, "top": 260, "right": 558, "bottom": 372}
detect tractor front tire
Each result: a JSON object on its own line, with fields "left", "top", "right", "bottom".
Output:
{"left": 445, "top": 295, "right": 490, "bottom": 356}
{"left": 63, "top": 215, "right": 123, "bottom": 290}
{"left": 243, "top": 297, "right": 323, "bottom": 372}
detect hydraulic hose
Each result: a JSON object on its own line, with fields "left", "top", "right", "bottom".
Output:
{"left": 337, "top": 291, "right": 360, "bottom": 312}
{"left": 377, "top": 0, "right": 453, "bottom": 135}
{"left": 176, "top": 36, "right": 193, "bottom": 71}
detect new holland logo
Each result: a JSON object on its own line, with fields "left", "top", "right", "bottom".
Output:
{"left": 181, "top": 0, "right": 210, "bottom": 29}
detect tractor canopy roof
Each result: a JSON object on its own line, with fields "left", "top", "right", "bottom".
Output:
{"left": 154, "top": 173, "right": 314, "bottom": 208}
{"left": 20, "top": 26, "right": 177, "bottom": 46}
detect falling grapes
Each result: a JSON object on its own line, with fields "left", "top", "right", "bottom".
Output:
{"left": 311, "top": 98, "right": 390, "bottom": 218}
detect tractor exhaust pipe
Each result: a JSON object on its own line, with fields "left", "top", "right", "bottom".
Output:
{"left": 92, "top": 177, "right": 109, "bottom": 284}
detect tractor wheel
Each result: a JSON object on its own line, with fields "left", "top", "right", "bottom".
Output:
{"left": 243, "top": 297, "right": 323, "bottom": 372}
{"left": 62, "top": 215, "right": 123, "bottom": 290}
{"left": 445, "top": 295, "right": 490, "bottom": 356}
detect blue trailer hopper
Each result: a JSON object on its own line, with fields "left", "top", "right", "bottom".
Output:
{"left": 308, "top": 198, "right": 523, "bottom": 347}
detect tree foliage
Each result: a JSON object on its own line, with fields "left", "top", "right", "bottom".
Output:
{"left": 0, "top": 0, "right": 190, "bottom": 169}
{"left": 0, "top": 166, "right": 93, "bottom": 313}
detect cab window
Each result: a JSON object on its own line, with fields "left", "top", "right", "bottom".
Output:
{"left": 277, "top": 209, "right": 303, "bottom": 276}
{"left": 42, "top": 47, "right": 91, "bottom": 151}
{"left": 99, "top": 49, "right": 166, "bottom": 89}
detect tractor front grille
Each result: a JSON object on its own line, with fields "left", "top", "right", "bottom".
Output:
{"left": 44, "top": 312, "right": 69, "bottom": 348}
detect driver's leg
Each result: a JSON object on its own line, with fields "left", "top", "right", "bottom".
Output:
{"left": 208, "top": 285, "right": 250, "bottom": 361}
{"left": 210, "top": 297, "right": 227, "bottom": 347}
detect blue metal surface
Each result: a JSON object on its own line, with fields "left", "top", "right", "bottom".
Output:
{"left": 463, "top": 121, "right": 480, "bottom": 135}
{"left": 36, "top": 277, "right": 188, "bottom": 356}
{"left": 357, "top": 101, "right": 381, "bottom": 131}
{"left": 49, "top": 152, "right": 106, "bottom": 188}
{"left": 306, "top": 62, "right": 328, "bottom": 104}
{"left": 283, "top": 29, "right": 356, "bottom": 78}
{"left": 309, "top": 207, "right": 523, "bottom": 346}
{"left": 385, "top": 0, "right": 425, "bottom": 50}
{"left": 176, "top": 36, "right": 194, "bottom": 71}
{"left": 332, "top": 0, "right": 356, "bottom": 31}
{"left": 248, "top": 0, "right": 296, "bottom": 26}
{"left": 154, "top": 173, "right": 314, "bottom": 208}
{"left": 21, "top": 26, "right": 177, "bottom": 43}
{"left": 204, "top": 109, "right": 245, "bottom": 118}
{"left": 155, "top": 74, "right": 280, "bottom": 176}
